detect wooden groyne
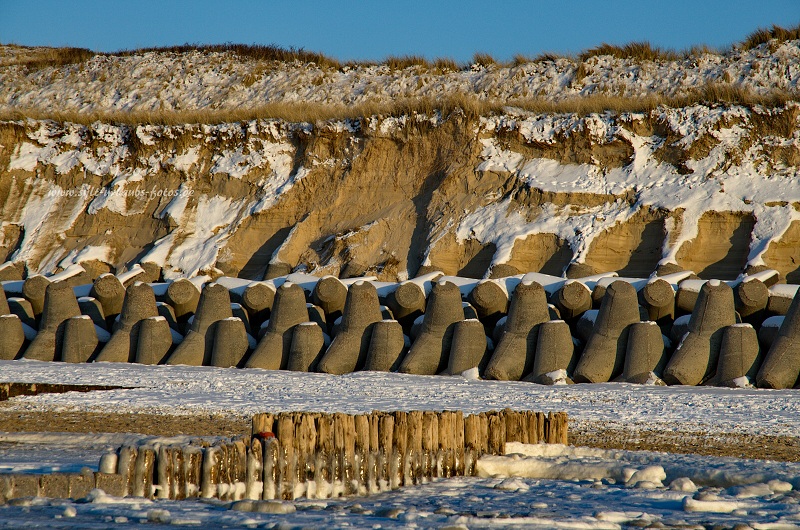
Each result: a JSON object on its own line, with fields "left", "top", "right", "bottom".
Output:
{"left": 97, "top": 409, "right": 567, "bottom": 502}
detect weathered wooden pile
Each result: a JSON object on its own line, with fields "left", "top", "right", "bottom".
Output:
{"left": 1, "top": 258, "right": 799, "bottom": 389}
{"left": 0, "top": 409, "right": 568, "bottom": 502}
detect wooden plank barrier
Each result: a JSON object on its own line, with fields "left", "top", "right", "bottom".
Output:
{"left": 99, "top": 409, "right": 567, "bottom": 501}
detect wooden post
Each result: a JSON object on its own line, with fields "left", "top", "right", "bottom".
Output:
{"left": 537, "top": 412, "right": 546, "bottom": 443}
{"left": 407, "top": 411, "right": 423, "bottom": 483}
{"left": 487, "top": 414, "right": 505, "bottom": 455}
{"left": 133, "top": 446, "right": 156, "bottom": 498}
{"left": 262, "top": 437, "right": 280, "bottom": 500}
{"left": 116, "top": 445, "right": 137, "bottom": 496}
{"left": 183, "top": 446, "right": 202, "bottom": 498}
{"left": 422, "top": 411, "right": 438, "bottom": 478}
{"left": 157, "top": 446, "right": 173, "bottom": 499}
{"left": 368, "top": 412, "right": 380, "bottom": 453}
{"left": 252, "top": 413, "right": 274, "bottom": 437}
{"left": 246, "top": 437, "right": 263, "bottom": 501}
{"left": 452, "top": 410, "right": 465, "bottom": 476}
{"left": 392, "top": 412, "right": 407, "bottom": 487}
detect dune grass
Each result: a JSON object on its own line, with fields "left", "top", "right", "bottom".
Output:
{"left": 1, "top": 85, "right": 794, "bottom": 127}
{"left": 3, "top": 22, "right": 798, "bottom": 73}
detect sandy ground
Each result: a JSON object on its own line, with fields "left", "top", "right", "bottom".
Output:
{"left": 2, "top": 404, "right": 798, "bottom": 462}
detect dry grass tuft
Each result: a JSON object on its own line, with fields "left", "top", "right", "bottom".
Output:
{"left": 8, "top": 45, "right": 96, "bottom": 70}
{"left": 472, "top": 52, "right": 497, "bottom": 67}
{"left": 432, "top": 57, "right": 460, "bottom": 72}
{"left": 740, "top": 23, "right": 800, "bottom": 51}
{"left": 580, "top": 41, "right": 681, "bottom": 63}
{"left": 385, "top": 55, "right": 430, "bottom": 70}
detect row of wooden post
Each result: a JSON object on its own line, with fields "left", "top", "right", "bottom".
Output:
{"left": 111, "top": 409, "right": 568, "bottom": 501}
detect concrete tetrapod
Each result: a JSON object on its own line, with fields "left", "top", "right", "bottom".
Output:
{"left": 363, "top": 319, "right": 406, "bottom": 372}
{"left": 386, "top": 281, "right": 427, "bottom": 325}
{"left": 166, "top": 279, "right": 201, "bottom": 323}
{"left": 90, "top": 274, "right": 126, "bottom": 323}
{"left": 165, "top": 283, "right": 233, "bottom": 366}
{"left": 398, "top": 280, "right": 464, "bottom": 375}
{"left": 7, "top": 297, "right": 35, "bottom": 329}
{"left": 553, "top": 280, "right": 592, "bottom": 320}
{"left": 0, "top": 287, "right": 9, "bottom": 315}
{"left": 77, "top": 297, "right": 106, "bottom": 330}
{"left": 468, "top": 280, "right": 508, "bottom": 323}
{"left": 22, "top": 274, "right": 50, "bottom": 316}
{"left": 95, "top": 282, "right": 159, "bottom": 363}
{"left": 641, "top": 278, "right": 675, "bottom": 326}
{"left": 312, "top": 276, "right": 347, "bottom": 324}
{"left": 245, "top": 282, "right": 309, "bottom": 370}
{"left": 573, "top": 281, "right": 641, "bottom": 383}
{"left": 0, "top": 314, "right": 25, "bottom": 360}
{"left": 22, "top": 281, "right": 82, "bottom": 361}
{"left": 61, "top": 316, "right": 99, "bottom": 363}
{"left": 484, "top": 281, "right": 550, "bottom": 381}
{"left": 135, "top": 317, "right": 173, "bottom": 365}
{"left": 715, "top": 324, "right": 761, "bottom": 387}
{"left": 734, "top": 278, "right": 769, "bottom": 323}
{"left": 242, "top": 282, "right": 275, "bottom": 329}
{"left": 663, "top": 280, "right": 736, "bottom": 386}
{"left": 526, "top": 320, "right": 576, "bottom": 384}
{"left": 210, "top": 317, "right": 250, "bottom": 368}
{"left": 317, "top": 281, "right": 383, "bottom": 375}
{"left": 757, "top": 291, "right": 800, "bottom": 389}
{"left": 286, "top": 322, "right": 326, "bottom": 372}
{"left": 623, "top": 321, "right": 668, "bottom": 384}
{"left": 445, "top": 319, "right": 489, "bottom": 376}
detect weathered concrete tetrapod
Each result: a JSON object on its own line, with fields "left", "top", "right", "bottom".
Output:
{"left": 553, "top": 280, "right": 592, "bottom": 320}
{"left": 468, "top": 280, "right": 508, "bottom": 322}
{"left": 22, "top": 274, "right": 50, "bottom": 316}
{"left": 22, "top": 281, "right": 81, "bottom": 361}
{"left": 312, "top": 276, "right": 347, "bottom": 324}
{"left": 77, "top": 296, "right": 106, "bottom": 330}
{"left": 446, "top": 319, "right": 489, "bottom": 376}
{"left": 363, "top": 319, "right": 407, "bottom": 372}
{"left": 210, "top": 317, "right": 250, "bottom": 368}
{"left": 484, "top": 281, "right": 550, "bottom": 381}
{"left": 0, "top": 314, "right": 26, "bottom": 360}
{"left": 757, "top": 290, "right": 800, "bottom": 389}
{"left": 573, "top": 281, "right": 641, "bottom": 383}
{"left": 245, "top": 282, "right": 309, "bottom": 370}
{"left": 242, "top": 282, "right": 275, "bottom": 326}
{"left": 734, "top": 278, "right": 769, "bottom": 322}
{"left": 166, "top": 279, "right": 201, "bottom": 322}
{"left": 90, "top": 273, "right": 126, "bottom": 322}
{"left": 623, "top": 321, "right": 667, "bottom": 384}
{"left": 95, "top": 282, "right": 159, "bottom": 363}
{"left": 165, "top": 283, "right": 233, "bottom": 366}
{"left": 715, "top": 324, "right": 761, "bottom": 387}
{"left": 317, "top": 281, "right": 383, "bottom": 375}
{"left": 663, "top": 280, "right": 736, "bottom": 386}
{"left": 399, "top": 280, "right": 464, "bottom": 375}
{"left": 287, "top": 322, "right": 326, "bottom": 372}
{"left": 7, "top": 297, "right": 35, "bottom": 329}
{"left": 641, "top": 278, "right": 675, "bottom": 324}
{"left": 527, "top": 320, "right": 576, "bottom": 384}
{"left": 386, "top": 281, "right": 427, "bottom": 323}
{"left": 135, "top": 317, "right": 173, "bottom": 365}
{"left": 61, "top": 316, "right": 99, "bottom": 363}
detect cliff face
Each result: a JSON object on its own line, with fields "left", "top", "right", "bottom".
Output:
{"left": 1, "top": 102, "right": 799, "bottom": 282}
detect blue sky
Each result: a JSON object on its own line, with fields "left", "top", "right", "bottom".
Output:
{"left": 2, "top": 1, "right": 799, "bottom": 62}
